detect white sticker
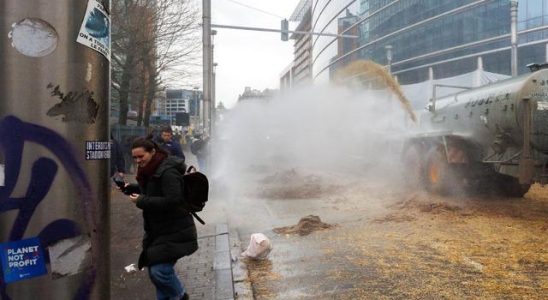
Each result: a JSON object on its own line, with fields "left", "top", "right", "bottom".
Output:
{"left": 9, "top": 18, "right": 58, "bottom": 57}
{"left": 76, "top": 0, "right": 110, "bottom": 61}
{"left": 538, "top": 101, "right": 548, "bottom": 111}
{"left": 0, "top": 164, "right": 4, "bottom": 187}
{"left": 85, "top": 141, "right": 111, "bottom": 160}
{"left": 48, "top": 236, "right": 92, "bottom": 279}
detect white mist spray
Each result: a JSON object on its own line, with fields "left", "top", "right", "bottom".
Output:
{"left": 211, "top": 84, "right": 413, "bottom": 197}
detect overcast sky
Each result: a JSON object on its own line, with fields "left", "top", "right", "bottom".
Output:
{"left": 209, "top": 0, "right": 298, "bottom": 108}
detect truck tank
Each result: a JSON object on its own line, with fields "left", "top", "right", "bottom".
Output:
{"left": 404, "top": 68, "right": 548, "bottom": 196}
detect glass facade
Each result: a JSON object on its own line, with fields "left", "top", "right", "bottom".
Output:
{"left": 165, "top": 89, "right": 201, "bottom": 117}
{"left": 312, "top": 0, "right": 548, "bottom": 84}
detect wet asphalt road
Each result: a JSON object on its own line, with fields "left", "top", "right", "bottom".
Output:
{"left": 210, "top": 169, "right": 548, "bottom": 300}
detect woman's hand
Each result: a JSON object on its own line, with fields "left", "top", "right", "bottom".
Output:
{"left": 129, "top": 193, "right": 140, "bottom": 203}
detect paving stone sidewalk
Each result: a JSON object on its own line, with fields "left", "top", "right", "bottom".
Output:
{"left": 176, "top": 224, "right": 234, "bottom": 300}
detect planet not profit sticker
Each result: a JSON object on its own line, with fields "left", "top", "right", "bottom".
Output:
{"left": 0, "top": 237, "right": 47, "bottom": 284}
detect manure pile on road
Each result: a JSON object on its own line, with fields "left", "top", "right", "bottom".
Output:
{"left": 391, "top": 195, "right": 462, "bottom": 214}
{"left": 273, "top": 215, "right": 334, "bottom": 236}
{"left": 361, "top": 185, "right": 548, "bottom": 298}
{"left": 373, "top": 195, "right": 464, "bottom": 223}
{"left": 246, "top": 185, "right": 548, "bottom": 299}
{"left": 257, "top": 169, "right": 341, "bottom": 199}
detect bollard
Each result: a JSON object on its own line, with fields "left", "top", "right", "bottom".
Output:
{"left": 0, "top": 0, "right": 110, "bottom": 299}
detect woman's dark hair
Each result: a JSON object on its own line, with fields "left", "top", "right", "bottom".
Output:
{"left": 131, "top": 135, "right": 169, "bottom": 155}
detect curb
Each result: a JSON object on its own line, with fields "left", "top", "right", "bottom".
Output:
{"left": 214, "top": 224, "right": 235, "bottom": 300}
{"left": 230, "top": 229, "right": 253, "bottom": 300}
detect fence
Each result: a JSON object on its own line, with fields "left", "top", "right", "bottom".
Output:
{"left": 111, "top": 124, "right": 147, "bottom": 173}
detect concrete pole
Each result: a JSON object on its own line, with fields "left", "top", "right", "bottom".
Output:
{"left": 511, "top": 0, "right": 518, "bottom": 76}
{"left": 203, "top": 0, "right": 212, "bottom": 135}
{"left": 428, "top": 67, "right": 434, "bottom": 103}
{"left": 210, "top": 29, "right": 217, "bottom": 137}
{"left": 385, "top": 45, "right": 393, "bottom": 74}
{"left": 199, "top": 97, "right": 204, "bottom": 131}
{"left": 0, "top": 1, "right": 110, "bottom": 299}
{"left": 475, "top": 56, "right": 484, "bottom": 87}
{"left": 192, "top": 87, "right": 198, "bottom": 129}
{"left": 209, "top": 64, "right": 216, "bottom": 173}
{"left": 212, "top": 63, "right": 217, "bottom": 133}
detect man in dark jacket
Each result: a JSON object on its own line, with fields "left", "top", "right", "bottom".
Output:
{"left": 157, "top": 127, "right": 185, "bottom": 160}
{"left": 127, "top": 138, "right": 197, "bottom": 300}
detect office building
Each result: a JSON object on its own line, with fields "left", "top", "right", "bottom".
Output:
{"left": 161, "top": 89, "right": 202, "bottom": 124}
{"left": 280, "top": 0, "right": 314, "bottom": 90}
{"left": 311, "top": 0, "right": 548, "bottom": 84}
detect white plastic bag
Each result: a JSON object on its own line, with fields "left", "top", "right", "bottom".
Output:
{"left": 124, "top": 263, "right": 138, "bottom": 273}
{"left": 241, "top": 233, "right": 272, "bottom": 260}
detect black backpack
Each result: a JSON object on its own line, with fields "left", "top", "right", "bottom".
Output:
{"left": 181, "top": 165, "right": 209, "bottom": 224}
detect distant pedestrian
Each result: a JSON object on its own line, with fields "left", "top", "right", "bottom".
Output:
{"left": 125, "top": 137, "right": 197, "bottom": 300}
{"left": 190, "top": 134, "right": 209, "bottom": 172}
{"left": 157, "top": 126, "right": 185, "bottom": 161}
{"left": 110, "top": 135, "right": 125, "bottom": 179}
{"left": 183, "top": 128, "right": 194, "bottom": 151}
{"left": 173, "top": 130, "right": 182, "bottom": 144}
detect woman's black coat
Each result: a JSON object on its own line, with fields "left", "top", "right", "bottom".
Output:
{"left": 134, "top": 156, "right": 198, "bottom": 269}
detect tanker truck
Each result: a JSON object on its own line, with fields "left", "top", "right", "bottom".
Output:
{"left": 403, "top": 64, "right": 548, "bottom": 196}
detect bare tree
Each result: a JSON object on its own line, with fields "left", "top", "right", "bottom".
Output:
{"left": 112, "top": 0, "right": 200, "bottom": 126}
{"left": 112, "top": 0, "right": 139, "bottom": 125}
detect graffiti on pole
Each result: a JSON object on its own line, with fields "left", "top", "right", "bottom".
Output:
{"left": 0, "top": 116, "right": 96, "bottom": 300}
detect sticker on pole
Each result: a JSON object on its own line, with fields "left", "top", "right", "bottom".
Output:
{"left": 77, "top": 0, "right": 110, "bottom": 61}
{"left": 85, "top": 141, "right": 111, "bottom": 160}
{"left": 0, "top": 238, "right": 47, "bottom": 284}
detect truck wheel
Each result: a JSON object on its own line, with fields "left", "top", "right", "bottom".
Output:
{"left": 497, "top": 174, "right": 531, "bottom": 197}
{"left": 425, "top": 147, "right": 455, "bottom": 195}
{"left": 402, "top": 145, "right": 424, "bottom": 190}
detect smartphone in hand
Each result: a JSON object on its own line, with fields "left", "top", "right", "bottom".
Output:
{"left": 113, "top": 177, "right": 125, "bottom": 188}
{"left": 112, "top": 178, "right": 132, "bottom": 195}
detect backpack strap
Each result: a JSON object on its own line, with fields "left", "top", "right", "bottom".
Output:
{"left": 186, "top": 166, "right": 197, "bottom": 173}
{"left": 191, "top": 212, "right": 205, "bottom": 225}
